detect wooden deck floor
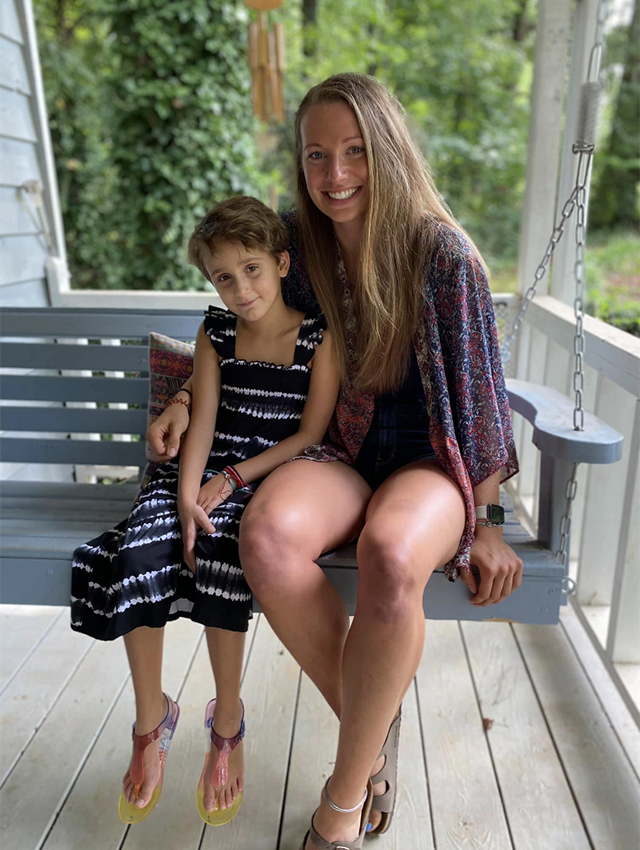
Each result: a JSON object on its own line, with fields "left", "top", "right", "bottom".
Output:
{"left": 0, "top": 605, "right": 638, "bottom": 850}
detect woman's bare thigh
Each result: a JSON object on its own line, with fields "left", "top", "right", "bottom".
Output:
{"left": 362, "top": 459, "right": 466, "bottom": 578}
{"left": 241, "top": 459, "right": 372, "bottom": 559}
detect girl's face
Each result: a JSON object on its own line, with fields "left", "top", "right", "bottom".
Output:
{"left": 204, "top": 241, "right": 290, "bottom": 322}
{"left": 301, "top": 101, "right": 369, "bottom": 227}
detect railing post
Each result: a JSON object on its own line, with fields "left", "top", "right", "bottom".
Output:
{"left": 606, "top": 399, "right": 640, "bottom": 664}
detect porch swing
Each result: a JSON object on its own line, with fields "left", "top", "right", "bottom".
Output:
{"left": 0, "top": 12, "right": 624, "bottom": 623}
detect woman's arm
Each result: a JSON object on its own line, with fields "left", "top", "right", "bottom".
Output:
{"left": 238, "top": 329, "right": 339, "bottom": 482}
{"left": 177, "top": 325, "right": 219, "bottom": 568}
{"left": 146, "top": 376, "right": 194, "bottom": 460}
{"left": 465, "top": 470, "right": 523, "bottom": 606}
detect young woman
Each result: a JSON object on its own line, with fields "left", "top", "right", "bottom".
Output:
{"left": 148, "top": 74, "right": 520, "bottom": 849}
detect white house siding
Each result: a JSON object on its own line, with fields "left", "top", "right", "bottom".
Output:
{"left": 0, "top": 0, "right": 72, "bottom": 484}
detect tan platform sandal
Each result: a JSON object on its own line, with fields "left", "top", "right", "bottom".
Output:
{"left": 367, "top": 707, "right": 402, "bottom": 836}
{"left": 299, "top": 778, "right": 373, "bottom": 850}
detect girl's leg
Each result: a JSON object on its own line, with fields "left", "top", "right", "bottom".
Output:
{"left": 307, "top": 460, "right": 466, "bottom": 846}
{"left": 201, "top": 627, "right": 247, "bottom": 812}
{"left": 122, "top": 626, "right": 166, "bottom": 808}
{"left": 239, "top": 459, "right": 372, "bottom": 717}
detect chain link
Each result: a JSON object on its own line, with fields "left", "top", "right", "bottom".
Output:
{"left": 555, "top": 463, "right": 580, "bottom": 566}
{"left": 501, "top": 184, "right": 580, "bottom": 364}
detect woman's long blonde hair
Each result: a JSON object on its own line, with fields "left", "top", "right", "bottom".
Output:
{"left": 294, "top": 73, "right": 485, "bottom": 393}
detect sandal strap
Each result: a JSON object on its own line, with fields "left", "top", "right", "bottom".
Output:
{"left": 130, "top": 694, "right": 173, "bottom": 788}
{"left": 323, "top": 779, "right": 368, "bottom": 814}
{"left": 302, "top": 781, "right": 373, "bottom": 850}
{"left": 370, "top": 708, "right": 402, "bottom": 814}
{"left": 207, "top": 698, "right": 245, "bottom": 788}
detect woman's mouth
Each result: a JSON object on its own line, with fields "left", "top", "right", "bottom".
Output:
{"left": 322, "top": 186, "right": 362, "bottom": 204}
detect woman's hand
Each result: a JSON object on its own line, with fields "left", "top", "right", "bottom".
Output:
{"left": 178, "top": 501, "right": 216, "bottom": 572}
{"left": 461, "top": 526, "right": 523, "bottom": 606}
{"left": 147, "top": 403, "right": 190, "bottom": 461}
{"left": 197, "top": 473, "right": 235, "bottom": 515}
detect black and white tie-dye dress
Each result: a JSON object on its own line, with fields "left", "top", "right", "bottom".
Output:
{"left": 70, "top": 306, "right": 326, "bottom": 641}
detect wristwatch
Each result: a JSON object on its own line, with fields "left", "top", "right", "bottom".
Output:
{"left": 475, "top": 503, "right": 505, "bottom": 527}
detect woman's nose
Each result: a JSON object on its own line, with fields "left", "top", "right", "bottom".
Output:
{"left": 327, "top": 155, "right": 347, "bottom": 183}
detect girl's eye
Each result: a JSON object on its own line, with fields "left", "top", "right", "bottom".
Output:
{"left": 216, "top": 274, "right": 231, "bottom": 284}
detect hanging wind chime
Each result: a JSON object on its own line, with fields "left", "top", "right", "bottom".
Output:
{"left": 245, "top": 0, "right": 286, "bottom": 124}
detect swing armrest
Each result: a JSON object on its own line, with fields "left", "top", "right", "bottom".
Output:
{"left": 506, "top": 379, "right": 623, "bottom": 465}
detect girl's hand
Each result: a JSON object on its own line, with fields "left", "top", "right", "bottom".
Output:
{"left": 197, "top": 473, "right": 235, "bottom": 516}
{"left": 178, "top": 502, "right": 216, "bottom": 573}
{"left": 147, "top": 403, "right": 190, "bottom": 461}
{"left": 461, "top": 527, "right": 523, "bottom": 606}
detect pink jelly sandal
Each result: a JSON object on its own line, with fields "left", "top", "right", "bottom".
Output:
{"left": 196, "top": 698, "right": 245, "bottom": 826}
{"left": 118, "top": 693, "right": 180, "bottom": 824}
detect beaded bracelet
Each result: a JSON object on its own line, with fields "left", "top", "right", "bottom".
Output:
{"left": 222, "top": 465, "right": 253, "bottom": 495}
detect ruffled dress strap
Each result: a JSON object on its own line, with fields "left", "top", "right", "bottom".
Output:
{"left": 203, "top": 306, "right": 237, "bottom": 360}
{"left": 293, "top": 312, "right": 327, "bottom": 367}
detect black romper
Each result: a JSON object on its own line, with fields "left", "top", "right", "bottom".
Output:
{"left": 70, "top": 306, "right": 326, "bottom": 641}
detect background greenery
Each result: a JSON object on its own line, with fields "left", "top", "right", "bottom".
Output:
{"left": 35, "top": 0, "right": 638, "bottom": 334}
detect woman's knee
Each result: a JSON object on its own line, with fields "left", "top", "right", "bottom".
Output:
{"left": 356, "top": 523, "right": 427, "bottom": 621}
{"left": 239, "top": 501, "right": 309, "bottom": 595}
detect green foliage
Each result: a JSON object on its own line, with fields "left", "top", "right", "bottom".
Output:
{"left": 586, "top": 231, "right": 640, "bottom": 338}
{"left": 35, "top": 0, "right": 267, "bottom": 290}
{"left": 266, "top": 0, "right": 536, "bottom": 263}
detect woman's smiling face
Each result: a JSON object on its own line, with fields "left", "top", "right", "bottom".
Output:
{"left": 300, "top": 101, "right": 369, "bottom": 227}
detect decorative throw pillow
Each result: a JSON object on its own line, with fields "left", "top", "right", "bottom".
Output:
{"left": 141, "top": 332, "right": 194, "bottom": 488}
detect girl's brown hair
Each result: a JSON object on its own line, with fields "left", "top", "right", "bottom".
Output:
{"left": 188, "top": 195, "right": 288, "bottom": 279}
{"left": 295, "top": 73, "right": 486, "bottom": 393}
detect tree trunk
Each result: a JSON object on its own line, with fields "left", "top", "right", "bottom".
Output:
{"left": 302, "top": 0, "right": 318, "bottom": 59}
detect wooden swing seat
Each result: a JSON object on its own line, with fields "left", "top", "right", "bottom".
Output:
{"left": 0, "top": 308, "right": 623, "bottom": 624}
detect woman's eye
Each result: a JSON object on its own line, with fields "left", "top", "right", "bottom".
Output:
{"left": 308, "top": 151, "right": 324, "bottom": 160}
{"left": 348, "top": 146, "right": 364, "bottom": 154}
{"left": 246, "top": 265, "right": 259, "bottom": 273}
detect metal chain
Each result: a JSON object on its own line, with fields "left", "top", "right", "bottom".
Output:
{"left": 555, "top": 462, "right": 579, "bottom": 566}
{"left": 572, "top": 179, "right": 588, "bottom": 430}
{"left": 500, "top": 178, "right": 582, "bottom": 364}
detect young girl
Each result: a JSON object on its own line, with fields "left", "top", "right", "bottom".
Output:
{"left": 70, "top": 195, "right": 338, "bottom": 827}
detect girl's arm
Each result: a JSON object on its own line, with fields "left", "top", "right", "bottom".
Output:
{"left": 177, "top": 324, "right": 220, "bottom": 569}
{"left": 236, "top": 328, "right": 339, "bottom": 483}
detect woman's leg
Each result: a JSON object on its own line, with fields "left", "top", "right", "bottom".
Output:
{"left": 307, "top": 460, "right": 466, "bottom": 847}
{"left": 201, "top": 627, "right": 246, "bottom": 812}
{"left": 239, "top": 459, "right": 371, "bottom": 717}
{"left": 122, "top": 626, "right": 166, "bottom": 808}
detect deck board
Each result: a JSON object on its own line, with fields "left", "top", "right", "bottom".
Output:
{"left": 0, "top": 604, "right": 63, "bottom": 693}
{"left": 514, "top": 622, "right": 640, "bottom": 850}
{"left": 461, "top": 621, "right": 591, "bottom": 850}
{"left": 0, "top": 605, "right": 637, "bottom": 850}
{"left": 417, "top": 621, "right": 512, "bottom": 850}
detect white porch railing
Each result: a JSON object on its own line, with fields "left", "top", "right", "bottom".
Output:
{"left": 511, "top": 293, "right": 640, "bottom": 723}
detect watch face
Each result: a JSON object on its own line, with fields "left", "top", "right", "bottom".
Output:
{"left": 489, "top": 504, "right": 505, "bottom": 525}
